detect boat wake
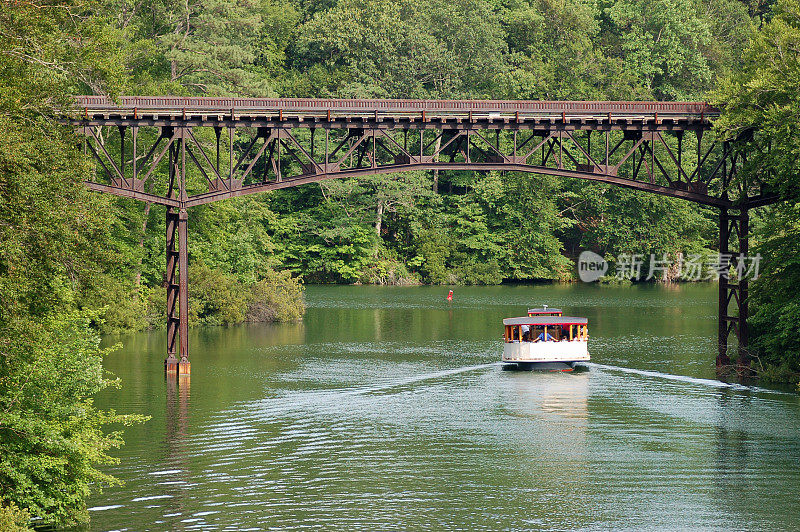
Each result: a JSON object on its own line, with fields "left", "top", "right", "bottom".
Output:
{"left": 579, "top": 362, "right": 793, "bottom": 395}
{"left": 337, "top": 361, "right": 500, "bottom": 397}
{"left": 239, "top": 361, "right": 501, "bottom": 419}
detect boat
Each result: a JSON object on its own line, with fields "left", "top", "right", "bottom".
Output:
{"left": 502, "top": 311, "right": 590, "bottom": 371}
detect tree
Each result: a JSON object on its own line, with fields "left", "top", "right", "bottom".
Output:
{"left": 117, "top": 0, "right": 290, "bottom": 95}
{"left": 498, "top": 0, "right": 633, "bottom": 100}
{"left": 0, "top": 314, "right": 143, "bottom": 527}
{"left": 293, "top": 0, "right": 504, "bottom": 98}
{"left": 604, "top": 0, "right": 716, "bottom": 99}
{"left": 562, "top": 185, "right": 714, "bottom": 273}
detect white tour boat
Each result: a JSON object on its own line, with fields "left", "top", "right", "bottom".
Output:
{"left": 502, "top": 308, "right": 590, "bottom": 371}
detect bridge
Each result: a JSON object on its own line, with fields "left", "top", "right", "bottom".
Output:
{"left": 67, "top": 96, "right": 780, "bottom": 378}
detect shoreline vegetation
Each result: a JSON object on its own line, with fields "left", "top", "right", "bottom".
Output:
{"left": 2, "top": 0, "right": 799, "bottom": 528}
{"left": 99, "top": 264, "right": 306, "bottom": 334}
{"left": 94, "top": 256, "right": 723, "bottom": 336}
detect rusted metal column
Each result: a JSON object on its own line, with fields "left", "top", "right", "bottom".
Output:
{"left": 178, "top": 208, "right": 190, "bottom": 377}
{"left": 166, "top": 129, "right": 190, "bottom": 378}
{"left": 717, "top": 208, "right": 731, "bottom": 368}
{"left": 176, "top": 125, "right": 191, "bottom": 378}
{"left": 165, "top": 206, "right": 179, "bottom": 375}
{"left": 737, "top": 208, "right": 750, "bottom": 374}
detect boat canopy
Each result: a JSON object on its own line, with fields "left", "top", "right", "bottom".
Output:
{"left": 527, "top": 307, "right": 562, "bottom": 315}
{"left": 504, "top": 316, "right": 588, "bottom": 326}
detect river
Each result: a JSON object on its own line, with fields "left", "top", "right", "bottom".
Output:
{"left": 86, "top": 283, "right": 800, "bottom": 531}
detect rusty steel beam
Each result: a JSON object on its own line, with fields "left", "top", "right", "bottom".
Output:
{"left": 70, "top": 98, "right": 733, "bottom": 213}
{"left": 165, "top": 206, "right": 179, "bottom": 376}
{"left": 68, "top": 96, "right": 717, "bottom": 136}
{"left": 85, "top": 181, "right": 181, "bottom": 206}
{"left": 178, "top": 208, "right": 190, "bottom": 377}
{"left": 717, "top": 206, "right": 755, "bottom": 377}
{"left": 72, "top": 116, "right": 709, "bottom": 133}
{"left": 743, "top": 194, "right": 781, "bottom": 209}
{"left": 185, "top": 163, "right": 734, "bottom": 208}
{"left": 737, "top": 209, "right": 750, "bottom": 375}
{"left": 718, "top": 208, "right": 731, "bottom": 369}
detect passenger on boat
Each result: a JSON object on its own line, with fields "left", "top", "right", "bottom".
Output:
{"left": 521, "top": 324, "right": 531, "bottom": 341}
{"left": 534, "top": 331, "right": 555, "bottom": 342}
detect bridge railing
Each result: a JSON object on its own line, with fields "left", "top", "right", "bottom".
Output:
{"left": 73, "top": 96, "right": 717, "bottom": 119}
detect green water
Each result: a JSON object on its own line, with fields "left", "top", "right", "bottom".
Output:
{"left": 87, "top": 283, "right": 800, "bottom": 530}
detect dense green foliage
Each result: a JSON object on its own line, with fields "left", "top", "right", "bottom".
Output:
{"left": 187, "top": 262, "right": 305, "bottom": 326}
{"left": 0, "top": 314, "right": 143, "bottom": 528}
{"left": 715, "top": 0, "right": 800, "bottom": 381}
{"left": 0, "top": 502, "right": 30, "bottom": 532}
{"left": 0, "top": 1, "right": 144, "bottom": 527}
{"left": 0, "top": 101, "right": 140, "bottom": 529}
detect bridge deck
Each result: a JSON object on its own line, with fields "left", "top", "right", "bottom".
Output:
{"left": 73, "top": 96, "right": 716, "bottom": 130}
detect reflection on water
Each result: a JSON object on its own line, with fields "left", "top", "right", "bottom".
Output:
{"left": 86, "top": 284, "right": 800, "bottom": 531}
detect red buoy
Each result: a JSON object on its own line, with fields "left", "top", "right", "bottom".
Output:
{"left": 446, "top": 290, "right": 453, "bottom": 301}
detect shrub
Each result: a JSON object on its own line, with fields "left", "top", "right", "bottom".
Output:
{"left": 246, "top": 269, "right": 305, "bottom": 323}
{"left": 0, "top": 503, "right": 32, "bottom": 532}
{"left": 358, "top": 250, "right": 421, "bottom": 286}
{"left": 139, "top": 265, "right": 305, "bottom": 328}
{"left": 188, "top": 263, "right": 248, "bottom": 326}
{"left": 454, "top": 258, "right": 504, "bottom": 285}
{"left": 144, "top": 285, "right": 168, "bottom": 329}
{"left": 0, "top": 313, "right": 146, "bottom": 527}
{"left": 80, "top": 276, "right": 149, "bottom": 333}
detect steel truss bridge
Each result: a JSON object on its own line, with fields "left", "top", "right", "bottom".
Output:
{"left": 68, "top": 96, "right": 781, "bottom": 378}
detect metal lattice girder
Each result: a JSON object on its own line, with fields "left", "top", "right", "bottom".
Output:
{"left": 68, "top": 96, "right": 780, "bottom": 211}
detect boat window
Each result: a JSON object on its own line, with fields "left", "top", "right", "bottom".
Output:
{"left": 505, "top": 322, "right": 587, "bottom": 342}
{"left": 507, "top": 322, "right": 588, "bottom": 342}
{"left": 530, "top": 325, "right": 558, "bottom": 342}
{"left": 506, "top": 325, "right": 523, "bottom": 343}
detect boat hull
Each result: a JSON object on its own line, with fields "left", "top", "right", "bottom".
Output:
{"left": 503, "top": 361, "right": 577, "bottom": 371}
{"left": 502, "top": 340, "right": 590, "bottom": 366}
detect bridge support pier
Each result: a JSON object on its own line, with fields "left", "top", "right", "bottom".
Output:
{"left": 165, "top": 207, "right": 177, "bottom": 376}
{"left": 164, "top": 207, "right": 190, "bottom": 378}
{"left": 717, "top": 207, "right": 751, "bottom": 377}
